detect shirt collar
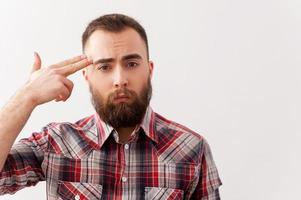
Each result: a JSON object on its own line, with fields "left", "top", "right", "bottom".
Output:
{"left": 140, "top": 106, "right": 158, "bottom": 143}
{"left": 93, "top": 106, "right": 158, "bottom": 149}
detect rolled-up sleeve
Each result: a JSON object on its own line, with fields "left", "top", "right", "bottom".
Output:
{"left": 0, "top": 127, "right": 49, "bottom": 195}
{"left": 190, "top": 139, "right": 222, "bottom": 200}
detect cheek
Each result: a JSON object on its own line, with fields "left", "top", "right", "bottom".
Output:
{"left": 89, "top": 72, "right": 111, "bottom": 90}
{"left": 131, "top": 74, "right": 149, "bottom": 92}
{"left": 90, "top": 81, "right": 111, "bottom": 101}
{"left": 93, "top": 89, "right": 111, "bottom": 104}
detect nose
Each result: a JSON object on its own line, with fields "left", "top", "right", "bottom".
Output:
{"left": 113, "top": 67, "right": 128, "bottom": 88}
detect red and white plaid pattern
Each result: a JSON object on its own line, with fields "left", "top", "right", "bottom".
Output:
{"left": 0, "top": 107, "right": 222, "bottom": 199}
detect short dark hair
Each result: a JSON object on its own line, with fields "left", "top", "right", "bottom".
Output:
{"left": 82, "top": 14, "right": 149, "bottom": 59}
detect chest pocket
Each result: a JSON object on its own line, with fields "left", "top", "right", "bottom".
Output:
{"left": 145, "top": 187, "right": 184, "bottom": 200}
{"left": 57, "top": 181, "right": 102, "bottom": 200}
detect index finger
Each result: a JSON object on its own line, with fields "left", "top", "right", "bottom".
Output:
{"left": 59, "top": 58, "right": 92, "bottom": 76}
{"left": 54, "top": 55, "right": 87, "bottom": 68}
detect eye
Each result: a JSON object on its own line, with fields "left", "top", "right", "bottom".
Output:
{"left": 97, "top": 65, "right": 110, "bottom": 71}
{"left": 127, "top": 61, "right": 138, "bottom": 68}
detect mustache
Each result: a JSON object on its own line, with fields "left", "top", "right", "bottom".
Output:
{"left": 109, "top": 88, "right": 136, "bottom": 101}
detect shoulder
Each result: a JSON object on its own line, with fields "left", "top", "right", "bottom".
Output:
{"left": 154, "top": 112, "right": 203, "bottom": 139}
{"left": 153, "top": 112, "right": 208, "bottom": 165}
{"left": 40, "top": 114, "right": 97, "bottom": 156}
{"left": 153, "top": 111, "right": 204, "bottom": 143}
{"left": 45, "top": 114, "right": 96, "bottom": 134}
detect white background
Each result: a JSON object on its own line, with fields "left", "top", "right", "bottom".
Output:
{"left": 0, "top": 0, "right": 300, "bottom": 199}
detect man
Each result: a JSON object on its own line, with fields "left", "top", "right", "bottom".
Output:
{"left": 0, "top": 14, "right": 222, "bottom": 199}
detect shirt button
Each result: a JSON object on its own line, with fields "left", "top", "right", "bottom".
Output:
{"left": 75, "top": 194, "right": 80, "bottom": 200}
{"left": 122, "top": 176, "right": 127, "bottom": 182}
{"left": 124, "top": 144, "right": 129, "bottom": 150}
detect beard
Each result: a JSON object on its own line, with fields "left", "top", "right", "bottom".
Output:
{"left": 89, "top": 77, "right": 152, "bottom": 129}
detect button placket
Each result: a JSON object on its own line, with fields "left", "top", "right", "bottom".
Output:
{"left": 121, "top": 143, "right": 130, "bottom": 187}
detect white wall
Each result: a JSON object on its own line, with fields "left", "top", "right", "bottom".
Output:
{"left": 0, "top": 0, "right": 300, "bottom": 199}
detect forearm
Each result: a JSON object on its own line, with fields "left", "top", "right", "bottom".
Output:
{"left": 0, "top": 86, "right": 36, "bottom": 171}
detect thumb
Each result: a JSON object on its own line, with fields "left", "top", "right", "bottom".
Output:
{"left": 31, "top": 52, "right": 42, "bottom": 73}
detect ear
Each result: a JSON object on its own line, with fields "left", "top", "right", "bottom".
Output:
{"left": 82, "top": 68, "right": 88, "bottom": 81}
{"left": 148, "top": 61, "right": 154, "bottom": 79}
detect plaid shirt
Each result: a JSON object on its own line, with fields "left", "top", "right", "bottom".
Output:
{"left": 0, "top": 106, "right": 222, "bottom": 199}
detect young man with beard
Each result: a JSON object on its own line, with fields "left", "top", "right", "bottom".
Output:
{"left": 0, "top": 14, "right": 222, "bottom": 199}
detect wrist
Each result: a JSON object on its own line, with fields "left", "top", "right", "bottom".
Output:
{"left": 16, "top": 85, "right": 39, "bottom": 109}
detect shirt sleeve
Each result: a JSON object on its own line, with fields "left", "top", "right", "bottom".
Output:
{"left": 0, "top": 127, "right": 49, "bottom": 195}
{"left": 190, "top": 139, "right": 222, "bottom": 200}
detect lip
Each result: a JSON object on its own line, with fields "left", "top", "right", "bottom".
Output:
{"left": 113, "top": 96, "right": 130, "bottom": 103}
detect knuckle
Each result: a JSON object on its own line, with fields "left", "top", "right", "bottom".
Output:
{"left": 55, "top": 82, "right": 64, "bottom": 91}
{"left": 60, "top": 83, "right": 67, "bottom": 90}
{"left": 69, "top": 80, "right": 74, "bottom": 87}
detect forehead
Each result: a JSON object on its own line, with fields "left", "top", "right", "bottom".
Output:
{"left": 84, "top": 28, "right": 147, "bottom": 60}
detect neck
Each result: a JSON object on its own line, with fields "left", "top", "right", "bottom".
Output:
{"left": 115, "top": 126, "right": 137, "bottom": 144}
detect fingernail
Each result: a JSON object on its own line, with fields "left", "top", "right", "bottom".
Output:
{"left": 81, "top": 55, "right": 87, "bottom": 59}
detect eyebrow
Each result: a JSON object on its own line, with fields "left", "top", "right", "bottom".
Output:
{"left": 93, "top": 53, "right": 142, "bottom": 65}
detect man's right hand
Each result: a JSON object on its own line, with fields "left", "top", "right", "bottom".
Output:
{"left": 0, "top": 53, "right": 92, "bottom": 172}
{"left": 24, "top": 52, "right": 92, "bottom": 106}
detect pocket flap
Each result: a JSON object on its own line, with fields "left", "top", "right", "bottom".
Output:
{"left": 145, "top": 187, "right": 184, "bottom": 200}
{"left": 58, "top": 181, "right": 102, "bottom": 200}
